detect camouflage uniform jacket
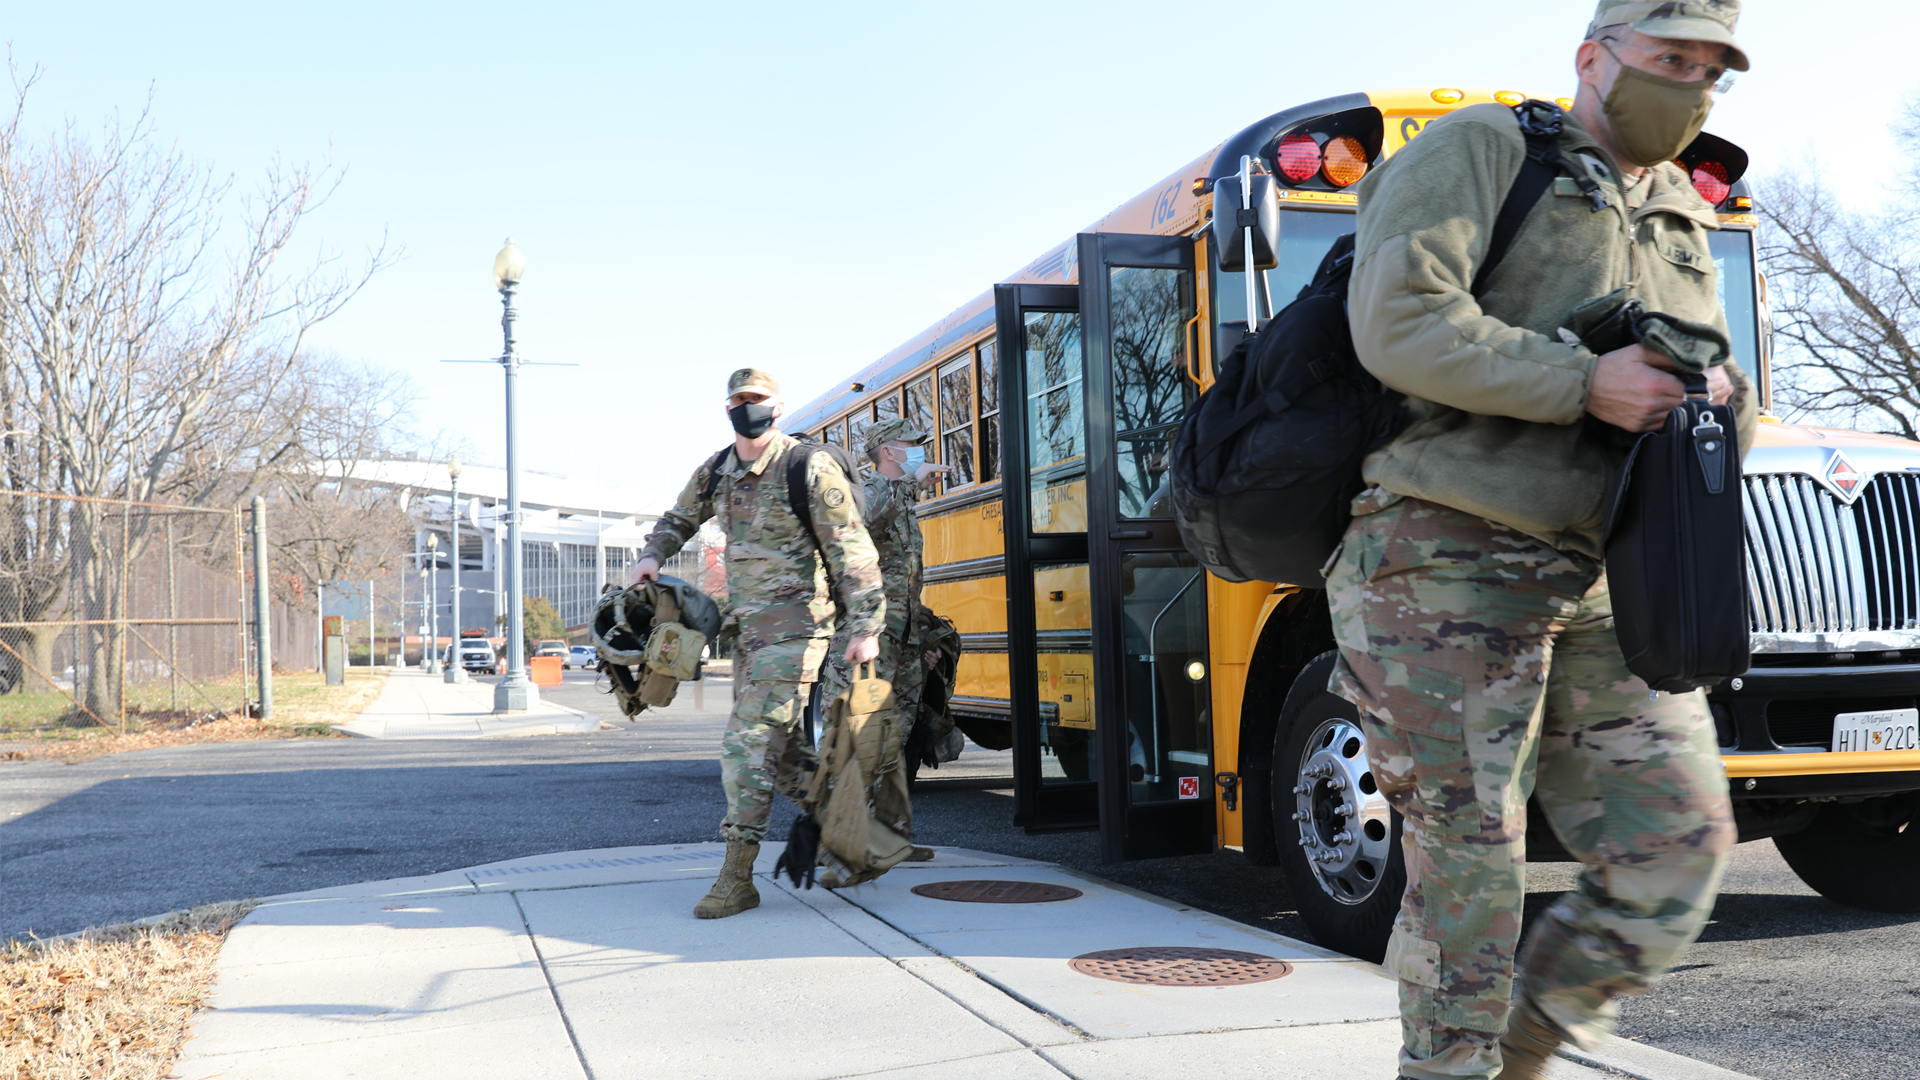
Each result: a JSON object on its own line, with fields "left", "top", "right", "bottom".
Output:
{"left": 641, "top": 432, "right": 885, "bottom": 653}
{"left": 863, "top": 470, "right": 925, "bottom": 639}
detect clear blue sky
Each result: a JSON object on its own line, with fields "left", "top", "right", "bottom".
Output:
{"left": 3, "top": 1, "right": 1908, "bottom": 508}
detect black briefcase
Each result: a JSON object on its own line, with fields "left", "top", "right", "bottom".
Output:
{"left": 1603, "top": 371, "right": 1750, "bottom": 694}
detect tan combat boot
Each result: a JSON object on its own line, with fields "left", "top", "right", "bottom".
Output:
{"left": 904, "top": 846, "right": 936, "bottom": 862}
{"left": 692, "top": 840, "right": 761, "bottom": 919}
{"left": 1495, "top": 998, "right": 1564, "bottom": 1080}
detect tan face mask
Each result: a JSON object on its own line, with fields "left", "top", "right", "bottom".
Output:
{"left": 1600, "top": 46, "right": 1715, "bottom": 168}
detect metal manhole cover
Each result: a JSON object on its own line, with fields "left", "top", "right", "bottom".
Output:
{"left": 1067, "top": 946, "right": 1293, "bottom": 987}
{"left": 909, "top": 879, "right": 1084, "bottom": 904}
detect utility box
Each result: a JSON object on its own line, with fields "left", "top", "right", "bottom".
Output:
{"left": 323, "top": 615, "right": 346, "bottom": 686}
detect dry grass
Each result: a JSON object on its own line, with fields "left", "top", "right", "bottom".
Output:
{"left": 0, "top": 900, "right": 256, "bottom": 1080}
{"left": 0, "top": 670, "right": 388, "bottom": 764}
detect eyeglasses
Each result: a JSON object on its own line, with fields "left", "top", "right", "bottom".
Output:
{"left": 1601, "top": 37, "right": 1735, "bottom": 93}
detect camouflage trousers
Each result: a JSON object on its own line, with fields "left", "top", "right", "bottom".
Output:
{"left": 1326, "top": 497, "right": 1734, "bottom": 1080}
{"left": 718, "top": 636, "right": 847, "bottom": 843}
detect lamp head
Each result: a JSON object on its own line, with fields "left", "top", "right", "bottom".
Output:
{"left": 448, "top": 455, "right": 462, "bottom": 480}
{"left": 427, "top": 533, "right": 438, "bottom": 550}
{"left": 493, "top": 238, "right": 525, "bottom": 287}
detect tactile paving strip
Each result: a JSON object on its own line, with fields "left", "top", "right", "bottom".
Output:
{"left": 909, "top": 879, "right": 1084, "bottom": 904}
{"left": 1067, "top": 946, "right": 1294, "bottom": 986}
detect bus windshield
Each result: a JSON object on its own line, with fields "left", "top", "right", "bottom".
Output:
{"left": 1214, "top": 209, "right": 1352, "bottom": 324}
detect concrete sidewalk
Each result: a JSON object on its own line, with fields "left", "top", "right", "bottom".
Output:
{"left": 172, "top": 844, "right": 1756, "bottom": 1080}
{"left": 335, "top": 668, "right": 602, "bottom": 739}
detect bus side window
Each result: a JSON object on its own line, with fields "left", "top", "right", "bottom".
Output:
{"left": 822, "top": 419, "right": 845, "bottom": 448}
{"left": 849, "top": 404, "right": 874, "bottom": 457}
{"left": 939, "top": 354, "right": 975, "bottom": 489}
{"left": 906, "top": 376, "right": 936, "bottom": 460}
{"left": 875, "top": 391, "right": 901, "bottom": 424}
{"left": 978, "top": 339, "right": 1000, "bottom": 484}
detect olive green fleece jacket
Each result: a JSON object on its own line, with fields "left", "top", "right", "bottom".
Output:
{"left": 1347, "top": 103, "right": 1757, "bottom": 560}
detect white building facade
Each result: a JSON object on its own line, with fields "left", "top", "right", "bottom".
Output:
{"left": 362, "top": 461, "right": 723, "bottom": 639}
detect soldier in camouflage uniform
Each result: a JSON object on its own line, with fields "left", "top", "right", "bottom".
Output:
{"left": 820, "top": 418, "right": 953, "bottom": 870}
{"left": 1329, "top": 4, "right": 1753, "bottom": 1078}
{"left": 634, "top": 368, "right": 885, "bottom": 920}
{"left": 860, "top": 419, "right": 949, "bottom": 734}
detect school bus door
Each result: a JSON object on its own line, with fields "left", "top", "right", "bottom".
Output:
{"left": 1076, "top": 231, "right": 1215, "bottom": 862}
{"left": 993, "top": 281, "right": 1099, "bottom": 832}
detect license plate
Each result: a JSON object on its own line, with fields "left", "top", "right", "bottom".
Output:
{"left": 1831, "top": 708, "right": 1920, "bottom": 753}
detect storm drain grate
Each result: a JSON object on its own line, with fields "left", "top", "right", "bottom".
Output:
{"left": 909, "top": 880, "right": 1084, "bottom": 904}
{"left": 1067, "top": 946, "right": 1293, "bottom": 987}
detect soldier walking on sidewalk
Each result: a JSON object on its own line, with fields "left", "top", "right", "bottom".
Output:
{"left": 633, "top": 368, "right": 885, "bottom": 919}
{"left": 1329, "top": 3, "right": 1755, "bottom": 1077}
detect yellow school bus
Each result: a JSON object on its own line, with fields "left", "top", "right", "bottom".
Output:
{"left": 787, "top": 87, "right": 1920, "bottom": 959}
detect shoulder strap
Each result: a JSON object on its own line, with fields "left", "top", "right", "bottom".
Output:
{"left": 786, "top": 445, "right": 817, "bottom": 540}
{"left": 696, "top": 447, "right": 732, "bottom": 503}
{"left": 1471, "top": 101, "right": 1601, "bottom": 297}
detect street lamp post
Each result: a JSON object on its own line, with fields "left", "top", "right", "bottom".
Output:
{"left": 425, "top": 533, "right": 442, "bottom": 674}
{"left": 445, "top": 457, "right": 468, "bottom": 684}
{"left": 492, "top": 238, "right": 539, "bottom": 712}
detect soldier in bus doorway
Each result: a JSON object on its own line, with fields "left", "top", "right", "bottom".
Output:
{"left": 1326, "top": 3, "right": 1754, "bottom": 1079}
{"left": 632, "top": 367, "right": 885, "bottom": 920}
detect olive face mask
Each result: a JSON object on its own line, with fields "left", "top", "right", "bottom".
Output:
{"left": 1600, "top": 46, "right": 1715, "bottom": 168}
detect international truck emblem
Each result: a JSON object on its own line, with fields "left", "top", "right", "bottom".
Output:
{"left": 1818, "top": 449, "right": 1869, "bottom": 504}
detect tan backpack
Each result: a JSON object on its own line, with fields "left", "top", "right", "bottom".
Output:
{"left": 807, "top": 663, "right": 912, "bottom": 882}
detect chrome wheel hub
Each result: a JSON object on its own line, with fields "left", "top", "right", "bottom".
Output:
{"left": 1291, "top": 717, "right": 1393, "bottom": 905}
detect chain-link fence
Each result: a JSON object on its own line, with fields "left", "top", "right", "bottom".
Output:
{"left": 0, "top": 491, "right": 248, "bottom": 732}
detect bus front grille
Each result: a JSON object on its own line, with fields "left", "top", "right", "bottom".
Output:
{"left": 1744, "top": 472, "right": 1920, "bottom": 635}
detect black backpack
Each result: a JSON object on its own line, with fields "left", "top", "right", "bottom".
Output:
{"left": 1170, "top": 100, "right": 1591, "bottom": 586}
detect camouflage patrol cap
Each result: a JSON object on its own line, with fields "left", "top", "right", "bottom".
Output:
{"left": 865, "top": 417, "right": 929, "bottom": 452}
{"left": 726, "top": 368, "right": 780, "bottom": 397}
{"left": 1589, "top": 0, "right": 1749, "bottom": 71}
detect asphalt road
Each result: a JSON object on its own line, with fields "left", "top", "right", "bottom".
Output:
{"left": 3, "top": 668, "right": 1914, "bottom": 1080}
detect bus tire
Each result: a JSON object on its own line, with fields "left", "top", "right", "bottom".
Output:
{"left": 1773, "top": 793, "right": 1920, "bottom": 913}
{"left": 1272, "top": 650, "right": 1404, "bottom": 963}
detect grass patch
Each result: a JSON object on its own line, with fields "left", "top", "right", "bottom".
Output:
{"left": 0, "top": 900, "right": 256, "bottom": 1080}
{"left": 0, "top": 670, "right": 388, "bottom": 763}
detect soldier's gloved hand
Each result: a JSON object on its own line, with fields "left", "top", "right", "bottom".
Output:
{"left": 845, "top": 634, "right": 880, "bottom": 665}
{"left": 631, "top": 556, "right": 661, "bottom": 584}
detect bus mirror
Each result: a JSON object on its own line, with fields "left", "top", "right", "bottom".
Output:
{"left": 1212, "top": 172, "right": 1279, "bottom": 272}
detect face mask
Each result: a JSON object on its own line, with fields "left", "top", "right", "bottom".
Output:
{"left": 728, "top": 401, "right": 776, "bottom": 438}
{"left": 900, "top": 446, "right": 926, "bottom": 474}
{"left": 1599, "top": 46, "right": 1714, "bottom": 168}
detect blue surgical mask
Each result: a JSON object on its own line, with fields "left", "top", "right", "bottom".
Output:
{"left": 900, "top": 446, "right": 926, "bottom": 474}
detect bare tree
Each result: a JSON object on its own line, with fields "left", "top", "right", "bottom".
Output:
{"left": 255, "top": 357, "right": 418, "bottom": 608}
{"left": 1758, "top": 99, "right": 1920, "bottom": 436}
{"left": 0, "top": 64, "right": 392, "bottom": 713}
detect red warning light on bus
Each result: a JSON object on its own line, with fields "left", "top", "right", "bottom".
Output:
{"left": 1276, "top": 131, "right": 1320, "bottom": 184}
{"left": 1690, "top": 160, "right": 1731, "bottom": 205}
